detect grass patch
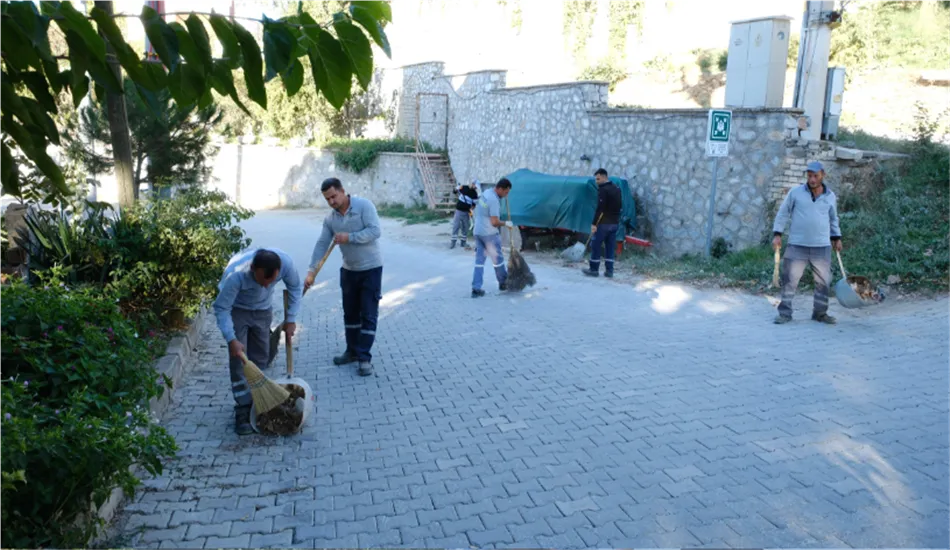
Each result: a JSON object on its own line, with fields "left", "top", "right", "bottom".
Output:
{"left": 836, "top": 127, "right": 910, "bottom": 153}
{"left": 621, "top": 245, "right": 779, "bottom": 290}
{"left": 376, "top": 203, "right": 450, "bottom": 225}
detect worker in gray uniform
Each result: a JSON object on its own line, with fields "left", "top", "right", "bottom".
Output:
{"left": 772, "top": 161, "right": 843, "bottom": 325}
{"left": 213, "top": 248, "right": 302, "bottom": 435}
{"left": 306, "top": 178, "right": 383, "bottom": 377}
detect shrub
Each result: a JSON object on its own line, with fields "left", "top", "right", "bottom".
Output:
{"left": 328, "top": 137, "right": 445, "bottom": 173}
{"left": 0, "top": 280, "right": 177, "bottom": 548}
{"left": 20, "top": 189, "right": 253, "bottom": 328}
{"left": 578, "top": 59, "right": 628, "bottom": 91}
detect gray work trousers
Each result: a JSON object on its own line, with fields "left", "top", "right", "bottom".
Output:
{"left": 451, "top": 210, "right": 471, "bottom": 245}
{"left": 228, "top": 308, "right": 272, "bottom": 410}
{"left": 778, "top": 245, "right": 832, "bottom": 317}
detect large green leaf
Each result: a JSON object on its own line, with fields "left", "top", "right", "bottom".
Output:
{"left": 20, "top": 71, "right": 57, "bottom": 114}
{"left": 280, "top": 15, "right": 308, "bottom": 59}
{"left": 64, "top": 30, "right": 91, "bottom": 106}
{"left": 185, "top": 14, "right": 214, "bottom": 73}
{"left": 68, "top": 71, "right": 89, "bottom": 108}
{"left": 41, "top": 59, "right": 64, "bottom": 94}
{"left": 263, "top": 18, "right": 296, "bottom": 80}
{"left": 141, "top": 5, "right": 181, "bottom": 70}
{"left": 1, "top": 141, "right": 17, "bottom": 197}
{"left": 1, "top": 79, "right": 33, "bottom": 126}
{"left": 7, "top": 2, "right": 53, "bottom": 62}
{"left": 1, "top": 114, "right": 35, "bottom": 153}
{"left": 198, "top": 88, "right": 214, "bottom": 110}
{"left": 141, "top": 62, "right": 169, "bottom": 91}
{"left": 280, "top": 58, "right": 304, "bottom": 97}
{"left": 181, "top": 63, "right": 206, "bottom": 104}
{"left": 350, "top": 5, "right": 391, "bottom": 58}
{"left": 209, "top": 60, "right": 251, "bottom": 117}
{"left": 20, "top": 97, "right": 59, "bottom": 145}
{"left": 170, "top": 21, "right": 207, "bottom": 90}
{"left": 352, "top": 1, "right": 393, "bottom": 23}
{"left": 209, "top": 14, "right": 242, "bottom": 69}
{"left": 332, "top": 18, "right": 373, "bottom": 90}
{"left": 167, "top": 66, "right": 194, "bottom": 107}
{"left": 91, "top": 7, "right": 161, "bottom": 90}
{"left": 232, "top": 22, "right": 267, "bottom": 109}
{"left": 2, "top": 115, "right": 66, "bottom": 195}
{"left": 1, "top": 17, "right": 44, "bottom": 71}
{"left": 52, "top": 1, "right": 106, "bottom": 63}
{"left": 63, "top": 28, "right": 120, "bottom": 97}
{"left": 301, "top": 18, "right": 353, "bottom": 110}
{"left": 134, "top": 83, "right": 165, "bottom": 125}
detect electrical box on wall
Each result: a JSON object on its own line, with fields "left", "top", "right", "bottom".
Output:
{"left": 822, "top": 67, "right": 846, "bottom": 140}
{"left": 724, "top": 16, "right": 792, "bottom": 109}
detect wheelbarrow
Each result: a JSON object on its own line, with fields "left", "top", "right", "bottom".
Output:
{"left": 833, "top": 251, "right": 884, "bottom": 309}
{"left": 251, "top": 288, "right": 316, "bottom": 435}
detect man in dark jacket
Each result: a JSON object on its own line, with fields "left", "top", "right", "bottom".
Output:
{"left": 583, "top": 168, "right": 623, "bottom": 278}
{"left": 451, "top": 179, "right": 479, "bottom": 249}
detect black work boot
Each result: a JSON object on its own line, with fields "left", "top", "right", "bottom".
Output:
{"left": 812, "top": 312, "right": 837, "bottom": 325}
{"left": 604, "top": 271, "right": 614, "bottom": 279}
{"left": 234, "top": 406, "right": 253, "bottom": 436}
{"left": 358, "top": 361, "right": 374, "bottom": 377}
{"left": 582, "top": 268, "right": 599, "bottom": 277}
{"left": 471, "top": 289, "right": 486, "bottom": 298}
{"left": 450, "top": 240, "right": 456, "bottom": 249}
{"left": 333, "top": 350, "right": 357, "bottom": 365}
{"left": 499, "top": 282, "right": 508, "bottom": 291}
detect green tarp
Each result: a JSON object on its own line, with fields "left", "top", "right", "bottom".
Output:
{"left": 501, "top": 168, "right": 636, "bottom": 241}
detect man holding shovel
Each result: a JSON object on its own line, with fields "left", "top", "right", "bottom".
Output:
{"left": 213, "top": 249, "right": 302, "bottom": 435}
{"left": 305, "top": 178, "right": 383, "bottom": 377}
{"left": 772, "top": 161, "right": 843, "bottom": 325}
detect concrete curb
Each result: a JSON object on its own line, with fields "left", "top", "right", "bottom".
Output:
{"left": 91, "top": 307, "right": 210, "bottom": 543}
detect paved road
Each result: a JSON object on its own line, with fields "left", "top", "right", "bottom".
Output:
{"left": 116, "top": 209, "right": 949, "bottom": 549}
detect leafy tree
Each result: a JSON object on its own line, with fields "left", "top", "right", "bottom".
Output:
{"left": 63, "top": 79, "right": 221, "bottom": 198}
{"left": 0, "top": 1, "right": 392, "bottom": 205}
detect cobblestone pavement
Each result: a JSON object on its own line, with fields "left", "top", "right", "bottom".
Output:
{"left": 115, "top": 210, "right": 949, "bottom": 549}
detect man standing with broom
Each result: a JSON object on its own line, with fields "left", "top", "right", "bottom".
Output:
{"left": 305, "top": 178, "right": 383, "bottom": 377}
{"left": 214, "top": 249, "right": 303, "bottom": 435}
{"left": 772, "top": 161, "right": 843, "bottom": 325}
{"left": 471, "top": 178, "right": 513, "bottom": 298}
{"left": 583, "top": 168, "right": 623, "bottom": 279}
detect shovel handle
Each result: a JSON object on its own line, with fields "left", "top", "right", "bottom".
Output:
{"left": 835, "top": 250, "right": 848, "bottom": 280}
{"left": 585, "top": 213, "right": 605, "bottom": 248}
{"left": 505, "top": 199, "right": 514, "bottom": 250}
{"left": 283, "top": 289, "right": 293, "bottom": 377}
{"left": 303, "top": 241, "right": 336, "bottom": 296}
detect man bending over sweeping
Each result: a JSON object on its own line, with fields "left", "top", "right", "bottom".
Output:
{"left": 213, "top": 249, "right": 302, "bottom": 435}
{"left": 305, "top": 178, "right": 383, "bottom": 377}
{"left": 772, "top": 161, "right": 843, "bottom": 325}
{"left": 471, "top": 178, "right": 513, "bottom": 298}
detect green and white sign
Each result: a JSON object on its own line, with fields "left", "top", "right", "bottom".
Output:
{"left": 706, "top": 109, "right": 732, "bottom": 157}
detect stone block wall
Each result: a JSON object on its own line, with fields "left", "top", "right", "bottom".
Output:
{"left": 589, "top": 108, "right": 797, "bottom": 255}
{"left": 390, "top": 61, "right": 806, "bottom": 255}
{"left": 209, "top": 145, "right": 425, "bottom": 209}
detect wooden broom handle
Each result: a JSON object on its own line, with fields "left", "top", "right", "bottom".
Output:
{"left": 505, "top": 199, "right": 514, "bottom": 249}
{"left": 303, "top": 241, "right": 336, "bottom": 296}
{"left": 836, "top": 250, "right": 848, "bottom": 280}
{"left": 586, "top": 213, "right": 604, "bottom": 248}
{"left": 283, "top": 289, "right": 293, "bottom": 377}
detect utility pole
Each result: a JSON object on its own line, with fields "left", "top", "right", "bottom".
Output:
{"left": 792, "top": 1, "right": 836, "bottom": 140}
{"left": 95, "top": 1, "right": 136, "bottom": 206}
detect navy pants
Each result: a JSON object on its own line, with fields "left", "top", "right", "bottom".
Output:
{"left": 590, "top": 223, "right": 619, "bottom": 275}
{"left": 341, "top": 266, "right": 383, "bottom": 362}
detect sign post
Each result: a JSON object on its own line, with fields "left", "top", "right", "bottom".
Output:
{"left": 704, "top": 109, "right": 732, "bottom": 257}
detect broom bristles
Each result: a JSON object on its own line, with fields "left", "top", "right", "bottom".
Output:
{"left": 244, "top": 358, "right": 290, "bottom": 414}
{"left": 506, "top": 249, "right": 536, "bottom": 292}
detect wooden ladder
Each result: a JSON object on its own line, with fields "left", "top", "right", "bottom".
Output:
{"left": 414, "top": 140, "right": 457, "bottom": 211}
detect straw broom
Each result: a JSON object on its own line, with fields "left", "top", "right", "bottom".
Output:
{"left": 241, "top": 351, "right": 289, "bottom": 415}
{"left": 504, "top": 199, "right": 536, "bottom": 291}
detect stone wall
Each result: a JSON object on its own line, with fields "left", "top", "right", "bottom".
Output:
{"left": 208, "top": 145, "right": 426, "bottom": 209}
{"left": 390, "top": 61, "right": 805, "bottom": 255}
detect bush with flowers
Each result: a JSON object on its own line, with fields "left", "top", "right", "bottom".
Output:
{"left": 0, "top": 275, "right": 177, "bottom": 548}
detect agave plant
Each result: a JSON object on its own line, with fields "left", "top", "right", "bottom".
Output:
{"left": 14, "top": 203, "right": 116, "bottom": 285}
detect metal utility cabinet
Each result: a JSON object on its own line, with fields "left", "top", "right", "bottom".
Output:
{"left": 821, "top": 66, "right": 846, "bottom": 140}
{"left": 725, "top": 16, "right": 792, "bottom": 108}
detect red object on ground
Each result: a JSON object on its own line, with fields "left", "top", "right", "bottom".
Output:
{"left": 625, "top": 236, "right": 652, "bottom": 247}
